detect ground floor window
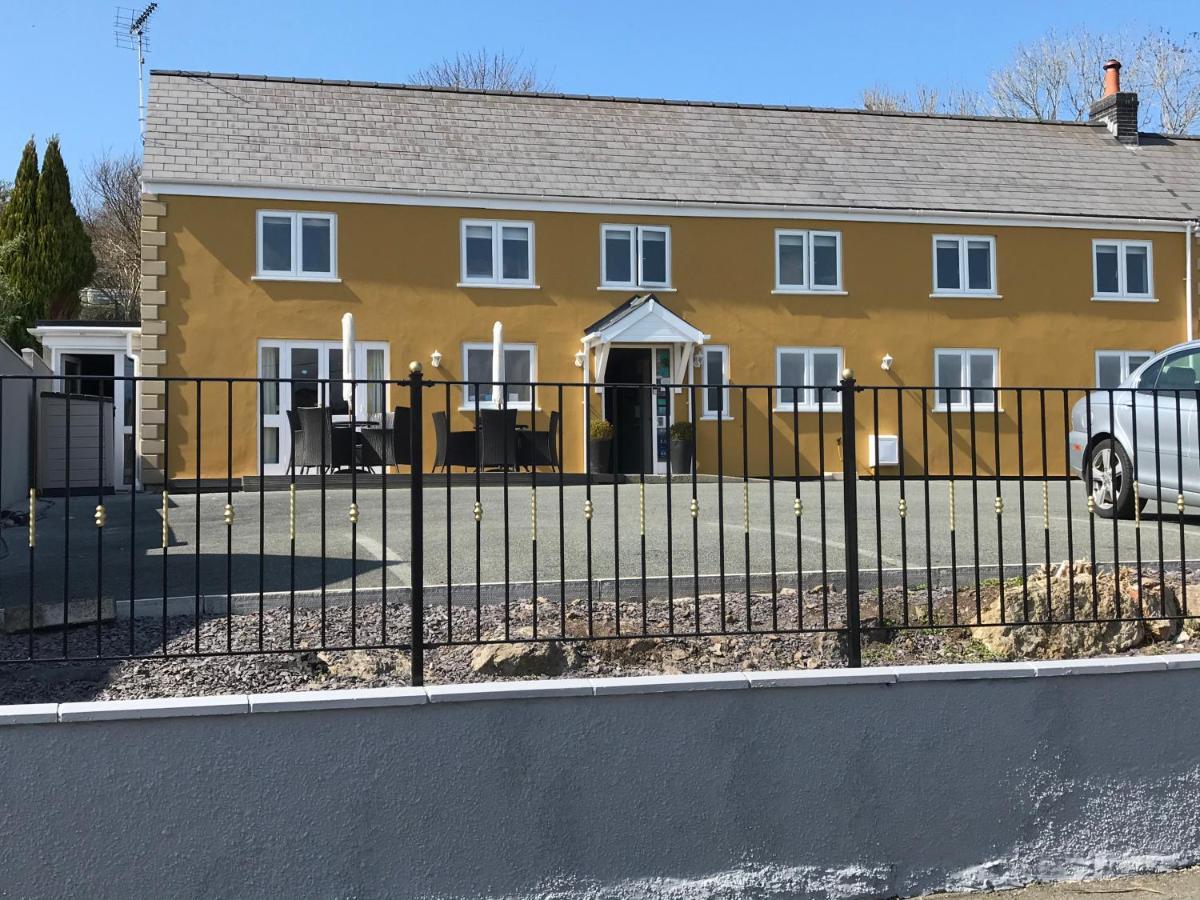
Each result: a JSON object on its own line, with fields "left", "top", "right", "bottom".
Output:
{"left": 462, "top": 343, "right": 537, "bottom": 409}
{"left": 934, "top": 348, "right": 997, "bottom": 411}
{"left": 257, "top": 339, "right": 390, "bottom": 472}
{"left": 701, "top": 345, "right": 730, "bottom": 418}
{"left": 1095, "top": 350, "right": 1153, "bottom": 388}
{"left": 775, "top": 347, "right": 842, "bottom": 411}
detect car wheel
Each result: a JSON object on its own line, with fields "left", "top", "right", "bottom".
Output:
{"left": 1088, "top": 438, "right": 1140, "bottom": 519}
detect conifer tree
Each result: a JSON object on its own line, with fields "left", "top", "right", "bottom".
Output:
{"left": 0, "top": 139, "right": 42, "bottom": 302}
{"left": 0, "top": 139, "right": 41, "bottom": 348}
{"left": 34, "top": 137, "right": 95, "bottom": 319}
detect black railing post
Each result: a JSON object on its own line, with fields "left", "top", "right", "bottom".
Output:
{"left": 840, "top": 370, "right": 862, "bottom": 667}
{"left": 408, "top": 363, "right": 425, "bottom": 687}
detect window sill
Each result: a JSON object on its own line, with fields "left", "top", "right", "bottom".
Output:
{"left": 597, "top": 285, "right": 676, "bottom": 292}
{"left": 1091, "top": 295, "right": 1158, "bottom": 303}
{"left": 773, "top": 406, "right": 843, "bottom": 414}
{"left": 700, "top": 414, "right": 735, "bottom": 421}
{"left": 932, "top": 406, "right": 1002, "bottom": 414}
{"left": 457, "top": 282, "right": 540, "bottom": 290}
{"left": 457, "top": 406, "right": 539, "bottom": 413}
{"left": 771, "top": 288, "right": 848, "bottom": 296}
{"left": 252, "top": 274, "right": 341, "bottom": 283}
{"left": 929, "top": 292, "right": 1002, "bottom": 300}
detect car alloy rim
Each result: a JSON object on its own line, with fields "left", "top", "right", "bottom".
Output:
{"left": 1090, "top": 447, "right": 1121, "bottom": 510}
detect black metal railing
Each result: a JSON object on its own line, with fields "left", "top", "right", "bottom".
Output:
{"left": 0, "top": 370, "right": 1197, "bottom": 682}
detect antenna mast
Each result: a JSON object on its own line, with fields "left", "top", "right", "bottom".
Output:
{"left": 115, "top": 4, "right": 158, "bottom": 142}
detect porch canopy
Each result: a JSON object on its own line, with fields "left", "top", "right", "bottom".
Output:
{"left": 580, "top": 293, "right": 710, "bottom": 389}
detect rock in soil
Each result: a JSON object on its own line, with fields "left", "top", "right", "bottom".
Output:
{"left": 970, "top": 563, "right": 1181, "bottom": 659}
{"left": 470, "top": 627, "right": 570, "bottom": 676}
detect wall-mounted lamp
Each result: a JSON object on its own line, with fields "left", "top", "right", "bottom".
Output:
{"left": 880, "top": 353, "right": 894, "bottom": 372}
{"left": 574, "top": 351, "right": 586, "bottom": 369}
{"left": 430, "top": 350, "right": 443, "bottom": 369}
{"left": 692, "top": 349, "right": 703, "bottom": 368}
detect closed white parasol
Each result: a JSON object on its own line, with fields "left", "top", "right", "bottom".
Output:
{"left": 491, "top": 320, "right": 504, "bottom": 408}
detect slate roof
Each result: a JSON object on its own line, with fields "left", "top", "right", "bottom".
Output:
{"left": 144, "top": 70, "right": 1200, "bottom": 223}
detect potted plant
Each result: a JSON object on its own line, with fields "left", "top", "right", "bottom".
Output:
{"left": 588, "top": 418, "right": 614, "bottom": 474}
{"left": 669, "top": 420, "right": 694, "bottom": 474}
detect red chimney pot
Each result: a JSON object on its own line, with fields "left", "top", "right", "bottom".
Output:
{"left": 1103, "top": 59, "right": 1121, "bottom": 97}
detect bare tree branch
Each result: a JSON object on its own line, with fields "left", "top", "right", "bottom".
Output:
{"left": 861, "top": 85, "right": 910, "bottom": 112}
{"left": 860, "top": 25, "right": 1199, "bottom": 134}
{"left": 1140, "top": 29, "right": 1200, "bottom": 134}
{"left": 79, "top": 151, "right": 141, "bottom": 321}
{"left": 409, "top": 49, "right": 554, "bottom": 92}
{"left": 863, "top": 83, "right": 988, "bottom": 117}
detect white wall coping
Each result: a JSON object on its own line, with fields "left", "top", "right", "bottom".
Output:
{"left": 11, "top": 655, "right": 1197, "bottom": 725}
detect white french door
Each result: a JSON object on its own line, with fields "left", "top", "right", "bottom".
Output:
{"left": 257, "top": 339, "right": 390, "bottom": 475}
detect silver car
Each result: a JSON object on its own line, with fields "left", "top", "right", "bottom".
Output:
{"left": 1069, "top": 340, "right": 1200, "bottom": 519}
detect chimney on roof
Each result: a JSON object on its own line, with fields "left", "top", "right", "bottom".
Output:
{"left": 1088, "top": 59, "right": 1139, "bottom": 144}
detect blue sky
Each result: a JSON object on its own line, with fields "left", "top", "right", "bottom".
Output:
{"left": 1, "top": 0, "right": 1193, "bottom": 187}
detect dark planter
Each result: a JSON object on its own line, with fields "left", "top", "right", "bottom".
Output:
{"left": 588, "top": 438, "right": 612, "bottom": 474}
{"left": 670, "top": 438, "right": 694, "bottom": 474}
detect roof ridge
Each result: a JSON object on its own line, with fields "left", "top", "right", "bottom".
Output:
{"left": 149, "top": 69, "right": 1112, "bottom": 131}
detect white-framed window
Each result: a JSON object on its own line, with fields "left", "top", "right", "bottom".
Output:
{"left": 461, "top": 342, "right": 537, "bottom": 409}
{"left": 601, "top": 224, "right": 671, "bottom": 288}
{"left": 700, "top": 345, "right": 731, "bottom": 419}
{"left": 775, "top": 347, "right": 843, "bottom": 411}
{"left": 256, "top": 211, "right": 337, "bottom": 280}
{"left": 1095, "top": 349, "right": 1154, "bottom": 388}
{"left": 774, "top": 229, "right": 843, "bottom": 292}
{"left": 459, "top": 220, "right": 535, "bottom": 287}
{"left": 932, "top": 235, "right": 996, "bottom": 296}
{"left": 1092, "top": 240, "right": 1154, "bottom": 300}
{"left": 934, "top": 348, "right": 998, "bottom": 411}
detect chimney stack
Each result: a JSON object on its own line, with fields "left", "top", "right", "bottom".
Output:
{"left": 1088, "top": 59, "right": 1139, "bottom": 144}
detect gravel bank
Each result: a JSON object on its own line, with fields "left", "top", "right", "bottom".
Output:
{"left": 2, "top": 575, "right": 1197, "bottom": 705}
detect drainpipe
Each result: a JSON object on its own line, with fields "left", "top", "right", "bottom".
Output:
{"left": 1188, "top": 221, "right": 1197, "bottom": 342}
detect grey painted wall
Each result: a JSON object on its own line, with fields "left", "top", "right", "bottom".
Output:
{"left": 0, "top": 340, "right": 36, "bottom": 510}
{"left": 3, "top": 665, "right": 1200, "bottom": 899}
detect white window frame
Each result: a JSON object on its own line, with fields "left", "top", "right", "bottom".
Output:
{"left": 256, "top": 338, "right": 390, "bottom": 475}
{"left": 773, "top": 229, "right": 844, "bottom": 293}
{"left": 1091, "top": 239, "right": 1155, "bottom": 301}
{"left": 933, "top": 348, "right": 999, "bottom": 412}
{"left": 600, "top": 224, "right": 672, "bottom": 289}
{"left": 931, "top": 234, "right": 998, "bottom": 297}
{"left": 700, "top": 345, "right": 732, "bottom": 419}
{"left": 254, "top": 211, "right": 338, "bottom": 281}
{"left": 460, "top": 342, "right": 538, "bottom": 410}
{"left": 458, "top": 219, "right": 536, "bottom": 288}
{"left": 774, "top": 346, "right": 844, "bottom": 412}
{"left": 1095, "top": 349, "right": 1154, "bottom": 388}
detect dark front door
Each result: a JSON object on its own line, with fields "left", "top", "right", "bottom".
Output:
{"left": 605, "top": 348, "right": 652, "bottom": 474}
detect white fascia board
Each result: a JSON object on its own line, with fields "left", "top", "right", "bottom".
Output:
{"left": 142, "top": 181, "right": 1191, "bottom": 233}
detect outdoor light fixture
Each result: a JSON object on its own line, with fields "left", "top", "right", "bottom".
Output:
{"left": 881, "top": 353, "right": 894, "bottom": 372}
{"left": 431, "top": 350, "right": 442, "bottom": 368}
{"left": 574, "top": 351, "right": 585, "bottom": 368}
{"left": 693, "top": 349, "right": 703, "bottom": 368}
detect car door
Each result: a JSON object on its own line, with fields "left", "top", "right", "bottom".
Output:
{"left": 1108, "top": 357, "right": 1162, "bottom": 499}
{"left": 1145, "top": 348, "right": 1200, "bottom": 502}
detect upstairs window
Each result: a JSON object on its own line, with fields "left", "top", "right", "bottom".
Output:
{"left": 460, "top": 220, "right": 535, "bottom": 286}
{"left": 934, "top": 348, "right": 998, "bottom": 411}
{"left": 1095, "top": 350, "right": 1153, "bottom": 388}
{"left": 775, "top": 230, "right": 842, "bottom": 292}
{"left": 601, "top": 225, "right": 671, "bottom": 288}
{"left": 256, "top": 211, "right": 337, "bottom": 279}
{"left": 1093, "top": 240, "right": 1153, "bottom": 300}
{"left": 932, "top": 235, "right": 996, "bottom": 296}
{"left": 775, "top": 347, "right": 843, "bottom": 411}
